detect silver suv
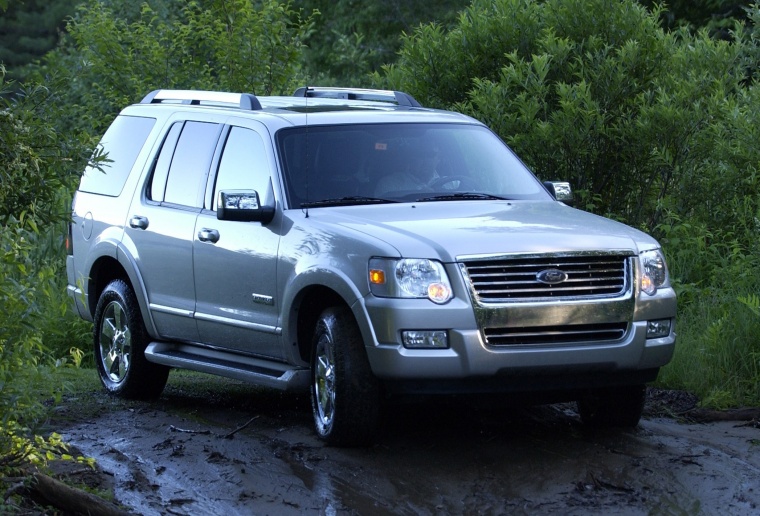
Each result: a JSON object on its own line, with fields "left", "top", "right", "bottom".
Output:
{"left": 67, "top": 87, "right": 676, "bottom": 446}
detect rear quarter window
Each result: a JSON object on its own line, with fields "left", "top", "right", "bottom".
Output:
{"left": 79, "top": 115, "right": 156, "bottom": 197}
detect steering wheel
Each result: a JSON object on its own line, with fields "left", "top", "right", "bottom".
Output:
{"left": 429, "top": 175, "right": 478, "bottom": 191}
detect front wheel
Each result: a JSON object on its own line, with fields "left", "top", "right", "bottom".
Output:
{"left": 577, "top": 385, "right": 646, "bottom": 428}
{"left": 311, "top": 306, "right": 382, "bottom": 446}
{"left": 93, "top": 279, "right": 169, "bottom": 400}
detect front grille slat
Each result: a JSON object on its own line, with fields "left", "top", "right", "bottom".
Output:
{"left": 463, "top": 253, "right": 630, "bottom": 301}
{"left": 484, "top": 322, "right": 628, "bottom": 346}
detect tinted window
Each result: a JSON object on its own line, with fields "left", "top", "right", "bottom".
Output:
{"left": 213, "top": 127, "right": 270, "bottom": 208}
{"left": 148, "top": 122, "right": 183, "bottom": 202}
{"left": 164, "top": 121, "right": 221, "bottom": 207}
{"left": 79, "top": 115, "right": 156, "bottom": 197}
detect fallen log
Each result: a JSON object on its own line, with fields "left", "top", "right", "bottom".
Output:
{"left": 30, "top": 471, "right": 132, "bottom": 516}
{"left": 685, "top": 407, "right": 760, "bottom": 423}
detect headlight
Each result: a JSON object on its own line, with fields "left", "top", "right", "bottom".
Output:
{"left": 639, "top": 249, "right": 670, "bottom": 296}
{"left": 369, "top": 258, "right": 453, "bottom": 304}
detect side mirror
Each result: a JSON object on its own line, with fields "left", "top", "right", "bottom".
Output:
{"left": 217, "top": 189, "right": 275, "bottom": 223}
{"left": 543, "top": 181, "right": 574, "bottom": 206}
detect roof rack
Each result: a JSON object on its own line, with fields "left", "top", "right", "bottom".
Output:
{"left": 292, "top": 87, "right": 422, "bottom": 107}
{"left": 140, "top": 89, "right": 262, "bottom": 110}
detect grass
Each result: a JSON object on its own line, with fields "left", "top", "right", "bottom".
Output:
{"left": 657, "top": 290, "right": 760, "bottom": 408}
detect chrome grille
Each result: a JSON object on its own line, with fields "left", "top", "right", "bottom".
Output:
{"left": 462, "top": 253, "right": 631, "bottom": 302}
{"left": 484, "top": 322, "right": 628, "bottom": 346}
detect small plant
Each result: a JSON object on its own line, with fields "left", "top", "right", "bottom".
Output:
{"left": 1, "top": 424, "right": 95, "bottom": 475}
{"left": 738, "top": 293, "right": 760, "bottom": 317}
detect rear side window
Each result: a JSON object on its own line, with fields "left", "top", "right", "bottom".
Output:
{"left": 149, "top": 121, "right": 221, "bottom": 208}
{"left": 79, "top": 115, "right": 156, "bottom": 197}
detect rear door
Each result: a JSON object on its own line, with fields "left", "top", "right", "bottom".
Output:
{"left": 125, "top": 118, "right": 223, "bottom": 342}
{"left": 193, "top": 121, "right": 283, "bottom": 358}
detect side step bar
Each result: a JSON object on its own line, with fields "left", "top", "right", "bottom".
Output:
{"left": 145, "top": 342, "right": 310, "bottom": 392}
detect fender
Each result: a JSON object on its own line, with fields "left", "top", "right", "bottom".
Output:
{"left": 79, "top": 226, "right": 122, "bottom": 318}
{"left": 115, "top": 234, "right": 160, "bottom": 337}
{"left": 279, "top": 262, "right": 368, "bottom": 364}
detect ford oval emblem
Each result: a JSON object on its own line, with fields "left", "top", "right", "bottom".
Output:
{"left": 536, "top": 268, "right": 568, "bottom": 285}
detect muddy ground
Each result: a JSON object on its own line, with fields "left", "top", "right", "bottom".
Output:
{"left": 51, "top": 372, "right": 760, "bottom": 515}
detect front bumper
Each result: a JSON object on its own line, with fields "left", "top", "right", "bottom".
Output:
{"left": 360, "top": 286, "right": 676, "bottom": 390}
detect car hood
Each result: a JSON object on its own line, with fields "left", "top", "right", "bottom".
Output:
{"left": 306, "top": 200, "right": 659, "bottom": 261}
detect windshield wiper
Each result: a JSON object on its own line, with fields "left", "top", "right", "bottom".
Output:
{"left": 301, "top": 196, "right": 399, "bottom": 208}
{"left": 416, "top": 192, "right": 510, "bottom": 202}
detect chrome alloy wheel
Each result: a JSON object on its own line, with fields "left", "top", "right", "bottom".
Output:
{"left": 99, "top": 300, "right": 132, "bottom": 384}
{"left": 313, "top": 333, "right": 336, "bottom": 429}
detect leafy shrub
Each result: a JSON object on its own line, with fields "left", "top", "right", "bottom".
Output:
{"left": 657, "top": 212, "right": 760, "bottom": 406}
{"left": 37, "top": 0, "right": 316, "bottom": 136}
{"left": 0, "top": 67, "right": 93, "bottom": 477}
{"left": 0, "top": 217, "right": 65, "bottom": 471}
{"left": 379, "top": 0, "right": 758, "bottom": 232}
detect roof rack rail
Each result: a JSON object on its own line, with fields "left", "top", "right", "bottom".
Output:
{"left": 141, "top": 89, "right": 262, "bottom": 110}
{"left": 293, "top": 86, "right": 422, "bottom": 107}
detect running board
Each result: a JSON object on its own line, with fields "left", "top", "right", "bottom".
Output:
{"left": 145, "top": 342, "right": 309, "bottom": 391}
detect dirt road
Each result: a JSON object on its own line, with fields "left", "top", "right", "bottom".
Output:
{"left": 55, "top": 373, "right": 760, "bottom": 515}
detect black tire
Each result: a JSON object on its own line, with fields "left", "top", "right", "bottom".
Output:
{"left": 93, "top": 279, "right": 169, "bottom": 400}
{"left": 310, "top": 306, "right": 382, "bottom": 446}
{"left": 577, "top": 384, "right": 646, "bottom": 428}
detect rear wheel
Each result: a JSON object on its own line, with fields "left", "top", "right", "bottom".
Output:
{"left": 311, "top": 306, "right": 381, "bottom": 446}
{"left": 93, "top": 279, "right": 169, "bottom": 399}
{"left": 577, "top": 384, "right": 646, "bottom": 428}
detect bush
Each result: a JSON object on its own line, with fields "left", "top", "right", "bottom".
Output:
{"left": 379, "top": 0, "right": 757, "bottom": 231}
{"left": 657, "top": 212, "right": 760, "bottom": 406}
{"left": 36, "top": 0, "right": 316, "bottom": 136}
{"left": 0, "top": 67, "right": 93, "bottom": 478}
{"left": 0, "top": 217, "right": 68, "bottom": 472}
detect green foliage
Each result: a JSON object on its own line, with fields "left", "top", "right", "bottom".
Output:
{"left": 379, "top": 0, "right": 544, "bottom": 108}
{"left": 294, "top": 0, "right": 468, "bottom": 85}
{"left": 41, "top": 0, "right": 315, "bottom": 135}
{"left": 0, "top": 217, "right": 63, "bottom": 470}
{"left": 656, "top": 210, "right": 760, "bottom": 406}
{"left": 0, "top": 68, "right": 93, "bottom": 477}
{"left": 0, "top": 67, "right": 98, "bottom": 226}
{"left": 659, "top": 287, "right": 760, "bottom": 407}
{"left": 379, "top": 0, "right": 757, "bottom": 231}
{"left": 0, "top": 0, "right": 75, "bottom": 82}
{"left": 1, "top": 425, "right": 95, "bottom": 475}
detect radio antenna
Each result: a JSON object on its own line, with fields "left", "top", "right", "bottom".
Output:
{"left": 303, "top": 85, "right": 310, "bottom": 218}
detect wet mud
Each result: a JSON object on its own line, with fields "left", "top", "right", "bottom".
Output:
{"left": 56, "top": 374, "right": 760, "bottom": 515}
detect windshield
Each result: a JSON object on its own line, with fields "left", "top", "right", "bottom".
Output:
{"left": 276, "top": 123, "right": 550, "bottom": 207}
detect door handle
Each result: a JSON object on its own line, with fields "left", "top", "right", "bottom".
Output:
{"left": 129, "top": 215, "right": 149, "bottom": 230}
{"left": 198, "top": 228, "right": 220, "bottom": 243}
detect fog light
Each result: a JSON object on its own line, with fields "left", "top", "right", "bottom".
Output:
{"left": 647, "top": 319, "right": 671, "bottom": 339}
{"left": 402, "top": 330, "right": 448, "bottom": 349}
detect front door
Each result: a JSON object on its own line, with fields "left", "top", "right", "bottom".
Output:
{"left": 193, "top": 124, "right": 283, "bottom": 359}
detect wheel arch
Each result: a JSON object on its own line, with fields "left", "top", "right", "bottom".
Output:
{"left": 281, "top": 261, "right": 373, "bottom": 365}
{"left": 87, "top": 255, "right": 129, "bottom": 318}
{"left": 87, "top": 248, "right": 158, "bottom": 337}
{"left": 290, "top": 285, "right": 347, "bottom": 365}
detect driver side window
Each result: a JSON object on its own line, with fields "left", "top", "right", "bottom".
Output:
{"left": 213, "top": 127, "right": 270, "bottom": 209}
